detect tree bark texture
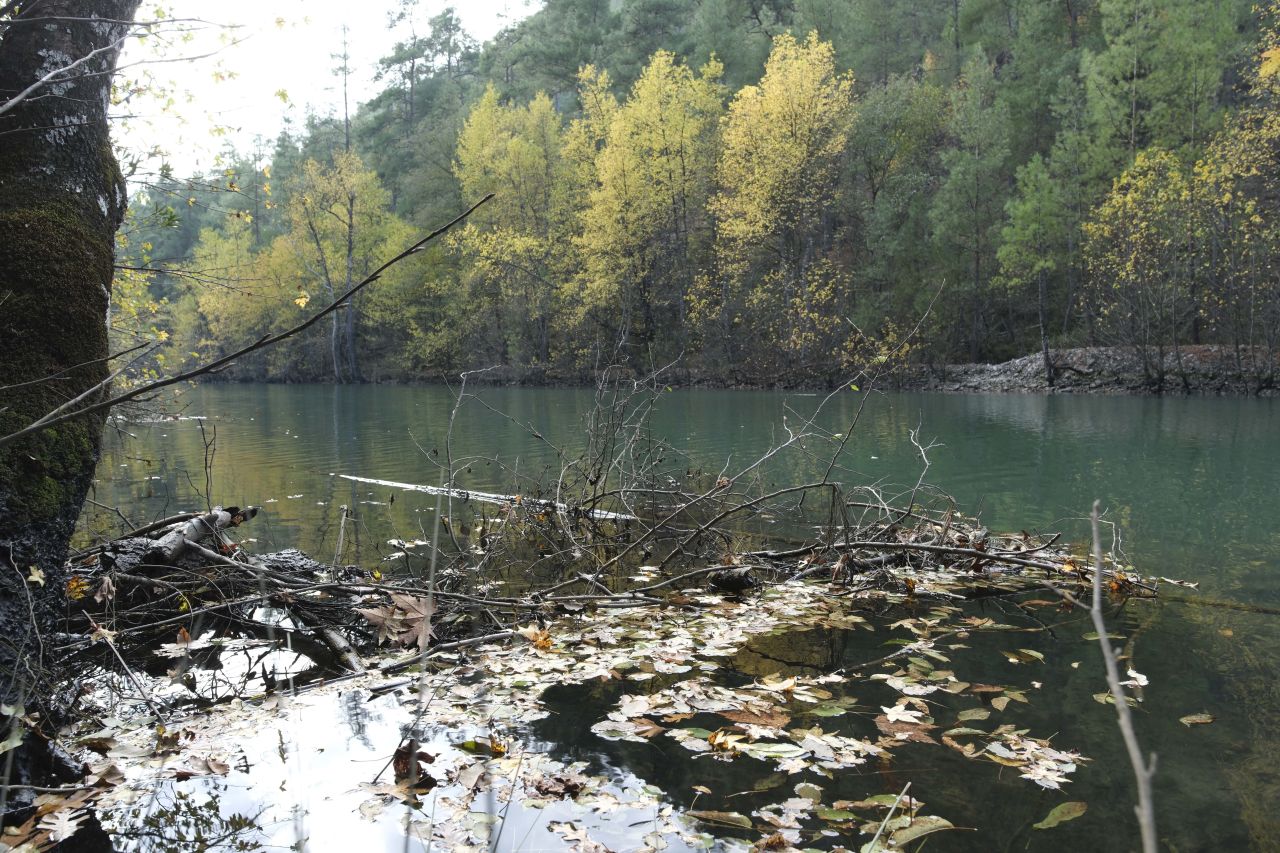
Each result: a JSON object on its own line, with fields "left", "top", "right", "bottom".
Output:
{"left": 0, "top": 0, "right": 141, "bottom": 804}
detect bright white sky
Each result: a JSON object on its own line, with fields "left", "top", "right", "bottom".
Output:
{"left": 116, "top": 0, "right": 535, "bottom": 174}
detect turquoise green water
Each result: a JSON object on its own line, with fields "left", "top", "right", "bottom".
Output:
{"left": 89, "top": 385, "right": 1280, "bottom": 850}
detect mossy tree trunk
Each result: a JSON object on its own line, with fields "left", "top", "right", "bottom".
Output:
{"left": 0, "top": 0, "right": 140, "bottom": 810}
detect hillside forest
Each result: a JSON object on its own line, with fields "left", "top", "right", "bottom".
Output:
{"left": 120, "top": 0, "right": 1280, "bottom": 388}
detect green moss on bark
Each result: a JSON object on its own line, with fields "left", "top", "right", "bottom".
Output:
{"left": 0, "top": 200, "right": 114, "bottom": 535}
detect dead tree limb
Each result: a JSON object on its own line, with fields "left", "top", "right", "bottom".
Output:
{"left": 145, "top": 506, "right": 257, "bottom": 563}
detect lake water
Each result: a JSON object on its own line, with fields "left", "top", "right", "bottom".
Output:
{"left": 88, "top": 384, "right": 1280, "bottom": 850}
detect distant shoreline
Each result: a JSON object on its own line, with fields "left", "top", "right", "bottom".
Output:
{"left": 196, "top": 346, "right": 1279, "bottom": 398}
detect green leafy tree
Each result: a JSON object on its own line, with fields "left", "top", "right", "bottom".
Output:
{"left": 845, "top": 74, "right": 946, "bottom": 325}
{"left": 687, "top": 0, "right": 775, "bottom": 88}
{"left": 500, "top": 0, "right": 620, "bottom": 100}
{"left": 930, "top": 52, "right": 1011, "bottom": 362}
{"left": 998, "top": 155, "right": 1066, "bottom": 383}
{"left": 1084, "top": 0, "right": 1250, "bottom": 175}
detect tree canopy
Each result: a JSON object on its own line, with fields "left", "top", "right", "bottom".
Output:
{"left": 118, "top": 0, "right": 1278, "bottom": 389}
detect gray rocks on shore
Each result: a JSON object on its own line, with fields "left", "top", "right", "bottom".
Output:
{"left": 895, "top": 346, "right": 1278, "bottom": 396}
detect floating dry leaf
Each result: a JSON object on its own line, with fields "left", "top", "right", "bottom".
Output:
{"left": 356, "top": 593, "right": 436, "bottom": 650}
{"left": 1033, "top": 801, "right": 1088, "bottom": 829}
{"left": 36, "top": 809, "right": 86, "bottom": 843}
{"left": 722, "top": 707, "right": 791, "bottom": 729}
{"left": 874, "top": 714, "right": 937, "bottom": 745}
{"left": 549, "top": 821, "right": 612, "bottom": 852}
{"left": 686, "top": 810, "right": 753, "bottom": 829}
{"left": 518, "top": 623, "right": 554, "bottom": 650}
{"left": 891, "top": 814, "right": 955, "bottom": 844}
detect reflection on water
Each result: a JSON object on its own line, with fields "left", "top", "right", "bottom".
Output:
{"left": 87, "top": 384, "right": 1280, "bottom": 850}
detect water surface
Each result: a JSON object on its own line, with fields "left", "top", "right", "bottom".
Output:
{"left": 88, "top": 384, "right": 1280, "bottom": 850}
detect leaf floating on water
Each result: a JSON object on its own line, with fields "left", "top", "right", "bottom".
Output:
{"left": 518, "top": 623, "right": 554, "bottom": 650}
{"left": 549, "top": 820, "right": 611, "bottom": 852}
{"left": 942, "top": 727, "right": 986, "bottom": 738}
{"left": 1119, "top": 668, "right": 1149, "bottom": 689}
{"left": 632, "top": 718, "right": 666, "bottom": 738}
{"left": 874, "top": 714, "right": 937, "bottom": 745}
{"left": 1001, "top": 649, "right": 1044, "bottom": 664}
{"left": 891, "top": 815, "right": 955, "bottom": 844}
{"left": 721, "top": 707, "right": 790, "bottom": 728}
{"left": 1180, "top": 712, "right": 1215, "bottom": 727}
{"left": 881, "top": 704, "right": 925, "bottom": 724}
{"left": 1033, "top": 801, "right": 1087, "bottom": 829}
{"left": 37, "top": 809, "right": 86, "bottom": 843}
{"left": 794, "top": 782, "right": 823, "bottom": 802}
{"left": 981, "top": 734, "right": 1086, "bottom": 789}
{"left": 707, "top": 728, "right": 746, "bottom": 753}
{"left": 356, "top": 594, "right": 436, "bottom": 650}
{"left": 457, "top": 736, "right": 507, "bottom": 757}
{"left": 455, "top": 760, "right": 486, "bottom": 790}
{"left": 685, "top": 810, "right": 753, "bottom": 829}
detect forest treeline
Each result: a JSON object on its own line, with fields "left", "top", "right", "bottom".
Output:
{"left": 120, "top": 0, "right": 1280, "bottom": 388}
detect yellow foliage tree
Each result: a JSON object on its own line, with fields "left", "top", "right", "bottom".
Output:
{"left": 284, "top": 151, "right": 398, "bottom": 382}
{"left": 454, "top": 86, "right": 575, "bottom": 367}
{"left": 189, "top": 217, "right": 276, "bottom": 367}
{"left": 574, "top": 51, "right": 724, "bottom": 359}
{"left": 1083, "top": 148, "right": 1199, "bottom": 387}
{"left": 1190, "top": 2, "right": 1280, "bottom": 388}
{"left": 701, "top": 31, "right": 854, "bottom": 378}
{"left": 178, "top": 154, "right": 414, "bottom": 381}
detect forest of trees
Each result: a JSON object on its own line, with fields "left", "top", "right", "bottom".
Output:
{"left": 119, "top": 0, "right": 1280, "bottom": 388}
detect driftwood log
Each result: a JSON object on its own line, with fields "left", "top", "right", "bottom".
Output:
{"left": 144, "top": 505, "right": 259, "bottom": 563}
{"left": 84, "top": 507, "right": 367, "bottom": 674}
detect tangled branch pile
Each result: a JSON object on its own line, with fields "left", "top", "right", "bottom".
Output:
{"left": 59, "top": 434, "right": 1152, "bottom": 707}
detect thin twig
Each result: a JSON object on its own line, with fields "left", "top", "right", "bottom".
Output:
{"left": 868, "top": 782, "right": 911, "bottom": 849}
{"left": 1088, "top": 500, "right": 1158, "bottom": 852}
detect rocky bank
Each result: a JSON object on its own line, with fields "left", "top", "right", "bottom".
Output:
{"left": 895, "top": 346, "right": 1278, "bottom": 396}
